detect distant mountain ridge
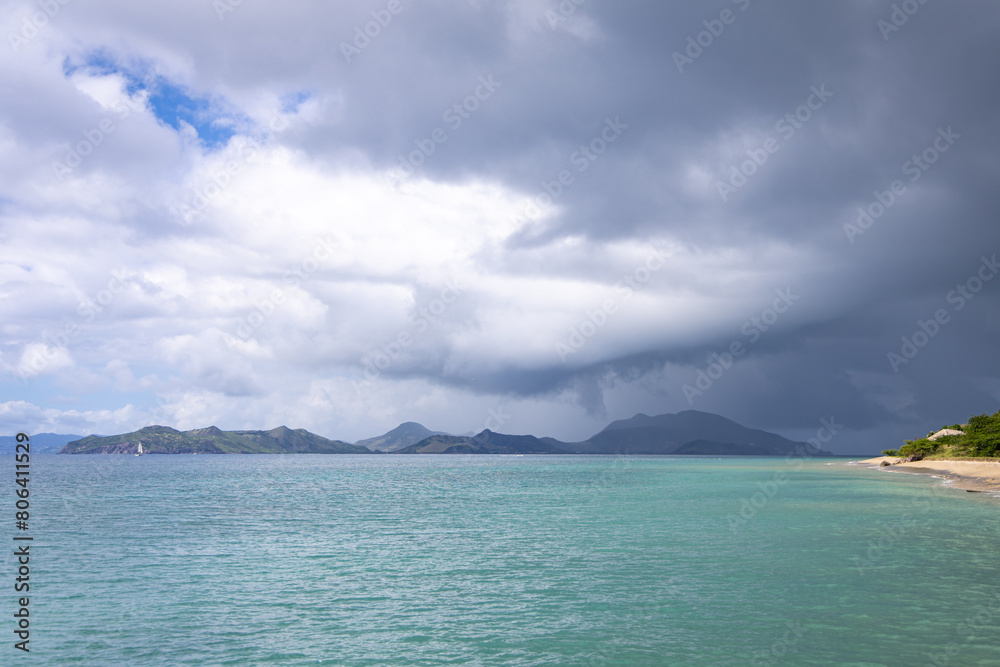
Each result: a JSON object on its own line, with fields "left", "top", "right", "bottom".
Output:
{"left": 56, "top": 410, "right": 829, "bottom": 456}
{"left": 1, "top": 433, "right": 82, "bottom": 455}
{"left": 61, "top": 425, "right": 371, "bottom": 455}
{"left": 392, "top": 410, "right": 828, "bottom": 457}
{"left": 396, "top": 430, "right": 568, "bottom": 454}
{"left": 570, "top": 410, "right": 819, "bottom": 456}
{"left": 355, "top": 421, "right": 449, "bottom": 452}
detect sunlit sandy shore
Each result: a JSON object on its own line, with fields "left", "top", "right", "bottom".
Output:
{"left": 855, "top": 457, "right": 1000, "bottom": 494}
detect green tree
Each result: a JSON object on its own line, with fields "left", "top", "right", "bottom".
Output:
{"left": 966, "top": 411, "right": 1000, "bottom": 457}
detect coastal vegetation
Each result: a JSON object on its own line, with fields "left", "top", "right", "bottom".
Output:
{"left": 881, "top": 410, "right": 1000, "bottom": 459}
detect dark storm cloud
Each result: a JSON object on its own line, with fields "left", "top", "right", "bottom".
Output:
{"left": 513, "top": 3, "right": 1000, "bottom": 445}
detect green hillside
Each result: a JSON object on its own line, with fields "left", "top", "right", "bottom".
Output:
{"left": 882, "top": 410, "right": 1000, "bottom": 460}
{"left": 60, "top": 425, "right": 373, "bottom": 455}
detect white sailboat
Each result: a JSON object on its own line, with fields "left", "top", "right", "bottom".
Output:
{"left": 135, "top": 441, "right": 144, "bottom": 456}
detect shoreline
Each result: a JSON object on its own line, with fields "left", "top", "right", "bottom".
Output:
{"left": 853, "top": 457, "right": 1000, "bottom": 494}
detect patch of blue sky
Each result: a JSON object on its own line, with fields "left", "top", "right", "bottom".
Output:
{"left": 64, "top": 51, "right": 250, "bottom": 150}
{"left": 146, "top": 81, "right": 240, "bottom": 149}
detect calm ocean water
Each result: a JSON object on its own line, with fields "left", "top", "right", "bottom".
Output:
{"left": 7, "top": 454, "right": 1000, "bottom": 666}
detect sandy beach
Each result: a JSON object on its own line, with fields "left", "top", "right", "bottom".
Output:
{"left": 857, "top": 457, "right": 1000, "bottom": 494}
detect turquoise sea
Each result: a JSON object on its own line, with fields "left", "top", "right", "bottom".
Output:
{"left": 8, "top": 455, "right": 1000, "bottom": 666}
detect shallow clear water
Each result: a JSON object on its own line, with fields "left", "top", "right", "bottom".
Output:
{"left": 10, "top": 455, "right": 1000, "bottom": 665}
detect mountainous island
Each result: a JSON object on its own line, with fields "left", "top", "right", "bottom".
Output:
{"left": 354, "top": 421, "right": 449, "bottom": 452}
{"left": 392, "top": 410, "right": 827, "bottom": 455}
{"left": 60, "top": 425, "right": 369, "bottom": 455}
{"left": 1, "top": 433, "right": 83, "bottom": 454}
{"left": 58, "top": 410, "right": 831, "bottom": 456}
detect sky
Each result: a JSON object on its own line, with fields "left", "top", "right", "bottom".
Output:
{"left": 1, "top": 1, "right": 998, "bottom": 454}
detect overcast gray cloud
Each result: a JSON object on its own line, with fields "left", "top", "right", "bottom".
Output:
{"left": 1, "top": 0, "right": 998, "bottom": 453}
